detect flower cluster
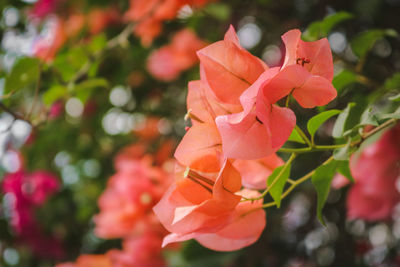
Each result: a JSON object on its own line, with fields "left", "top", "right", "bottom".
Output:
{"left": 2, "top": 170, "right": 63, "bottom": 259}
{"left": 333, "top": 123, "right": 400, "bottom": 221}
{"left": 154, "top": 26, "right": 337, "bottom": 251}
{"left": 147, "top": 29, "right": 208, "bottom": 81}
{"left": 125, "top": 0, "right": 215, "bottom": 46}
{"left": 58, "top": 143, "right": 174, "bottom": 266}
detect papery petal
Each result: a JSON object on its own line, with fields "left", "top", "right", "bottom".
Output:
{"left": 256, "top": 98, "right": 296, "bottom": 149}
{"left": 331, "top": 173, "right": 351, "bottom": 189}
{"left": 187, "top": 81, "right": 241, "bottom": 124}
{"left": 174, "top": 123, "right": 222, "bottom": 172}
{"left": 197, "top": 27, "right": 266, "bottom": 104}
{"left": 262, "top": 64, "right": 336, "bottom": 108}
{"left": 234, "top": 154, "right": 284, "bottom": 189}
{"left": 195, "top": 189, "right": 266, "bottom": 251}
{"left": 347, "top": 183, "right": 395, "bottom": 221}
{"left": 153, "top": 184, "right": 235, "bottom": 235}
{"left": 281, "top": 29, "right": 301, "bottom": 70}
{"left": 291, "top": 74, "right": 337, "bottom": 108}
{"left": 281, "top": 29, "right": 333, "bottom": 81}
{"left": 224, "top": 25, "right": 240, "bottom": 45}
{"left": 215, "top": 111, "right": 273, "bottom": 160}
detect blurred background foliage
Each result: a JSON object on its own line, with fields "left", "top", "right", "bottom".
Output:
{"left": 0, "top": 0, "right": 399, "bottom": 266}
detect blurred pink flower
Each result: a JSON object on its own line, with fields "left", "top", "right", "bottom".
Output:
{"left": 346, "top": 123, "right": 400, "bottom": 221}
{"left": 2, "top": 170, "right": 63, "bottom": 258}
{"left": 30, "top": 0, "right": 59, "bottom": 19}
{"left": 147, "top": 29, "right": 207, "bottom": 81}
{"left": 94, "top": 154, "right": 172, "bottom": 239}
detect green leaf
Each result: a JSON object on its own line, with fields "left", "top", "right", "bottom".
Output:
{"left": 351, "top": 29, "right": 398, "bottom": 58}
{"left": 311, "top": 160, "right": 338, "bottom": 225}
{"left": 333, "top": 138, "right": 351, "bottom": 160}
{"left": 389, "top": 93, "right": 400, "bottom": 101}
{"left": 287, "top": 128, "right": 305, "bottom": 144}
{"left": 43, "top": 85, "right": 67, "bottom": 107}
{"left": 337, "top": 160, "right": 354, "bottom": 183}
{"left": 360, "top": 107, "right": 379, "bottom": 126}
{"left": 204, "top": 3, "right": 231, "bottom": 21}
{"left": 379, "top": 107, "right": 400, "bottom": 120}
{"left": 384, "top": 73, "right": 400, "bottom": 91}
{"left": 332, "top": 70, "right": 357, "bottom": 93}
{"left": 332, "top": 103, "right": 356, "bottom": 138}
{"left": 5, "top": 57, "right": 40, "bottom": 94}
{"left": 73, "top": 78, "right": 109, "bottom": 103}
{"left": 266, "top": 164, "right": 291, "bottom": 208}
{"left": 304, "top": 12, "right": 353, "bottom": 41}
{"left": 307, "top": 110, "right": 341, "bottom": 140}
{"left": 88, "top": 34, "right": 107, "bottom": 53}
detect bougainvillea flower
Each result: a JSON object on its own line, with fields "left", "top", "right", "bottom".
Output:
{"left": 197, "top": 25, "right": 268, "bottom": 105}
{"left": 153, "top": 159, "right": 242, "bottom": 240}
{"left": 94, "top": 157, "right": 170, "bottom": 238}
{"left": 174, "top": 122, "right": 223, "bottom": 172}
{"left": 186, "top": 80, "right": 241, "bottom": 125}
{"left": 233, "top": 153, "right": 284, "bottom": 189}
{"left": 147, "top": 29, "right": 207, "bottom": 81}
{"left": 107, "top": 232, "right": 166, "bottom": 267}
{"left": 214, "top": 28, "right": 337, "bottom": 159}
{"left": 215, "top": 68, "right": 296, "bottom": 159}
{"left": 57, "top": 233, "right": 166, "bottom": 267}
{"left": 29, "top": 0, "right": 59, "bottom": 19}
{"left": 33, "top": 18, "right": 67, "bottom": 62}
{"left": 87, "top": 7, "right": 120, "bottom": 35}
{"left": 63, "top": 13, "right": 85, "bottom": 38}
{"left": 2, "top": 170, "right": 63, "bottom": 259}
{"left": 281, "top": 29, "right": 334, "bottom": 81}
{"left": 161, "top": 189, "right": 266, "bottom": 251}
{"left": 56, "top": 254, "right": 112, "bottom": 267}
{"left": 345, "top": 123, "right": 400, "bottom": 221}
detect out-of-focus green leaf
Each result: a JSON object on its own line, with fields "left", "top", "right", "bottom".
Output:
{"left": 311, "top": 160, "right": 338, "bottom": 225}
{"left": 332, "top": 103, "right": 355, "bottom": 138}
{"left": 304, "top": 12, "right": 353, "bottom": 40}
{"left": 5, "top": 57, "right": 40, "bottom": 94}
{"left": 379, "top": 107, "right": 400, "bottom": 119}
{"left": 88, "top": 34, "right": 107, "bottom": 53}
{"left": 384, "top": 73, "right": 400, "bottom": 90}
{"left": 351, "top": 29, "right": 398, "bottom": 58}
{"left": 389, "top": 93, "right": 400, "bottom": 101}
{"left": 204, "top": 3, "right": 231, "bottom": 21}
{"left": 267, "top": 164, "right": 291, "bottom": 208}
{"left": 360, "top": 107, "right": 379, "bottom": 126}
{"left": 307, "top": 109, "right": 341, "bottom": 140}
{"left": 43, "top": 85, "right": 67, "bottom": 107}
{"left": 74, "top": 78, "right": 108, "bottom": 103}
{"left": 287, "top": 128, "right": 305, "bottom": 144}
{"left": 337, "top": 160, "right": 354, "bottom": 182}
{"left": 53, "top": 47, "right": 89, "bottom": 81}
{"left": 332, "top": 70, "right": 357, "bottom": 93}
{"left": 333, "top": 138, "right": 351, "bottom": 160}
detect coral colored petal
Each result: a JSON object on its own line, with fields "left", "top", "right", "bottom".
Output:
{"left": 297, "top": 37, "right": 333, "bottom": 81}
{"left": 187, "top": 81, "right": 241, "bottom": 124}
{"left": 224, "top": 25, "right": 240, "bottom": 45}
{"left": 197, "top": 29, "right": 266, "bottom": 104}
{"left": 196, "top": 189, "right": 266, "bottom": 251}
{"left": 291, "top": 75, "right": 337, "bottom": 108}
{"left": 233, "top": 154, "right": 284, "bottom": 189}
{"left": 256, "top": 90, "right": 296, "bottom": 150}
{"left": 281, "top": 29, "right": 333, "bottom": 81}
{"left": 261, "top": 65, "right": 306, "bottom": 104}
{"left": 281, "top": 29, "right": 301, "bottom": 69}
{"left": 174, "top": 123, "right": 222, "bottom": 172}
{"left": 331, "top": 173, "right": 351, "bottom": 189}
{"left": 215, "top": 111, "right": 274, "bottom": 160}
